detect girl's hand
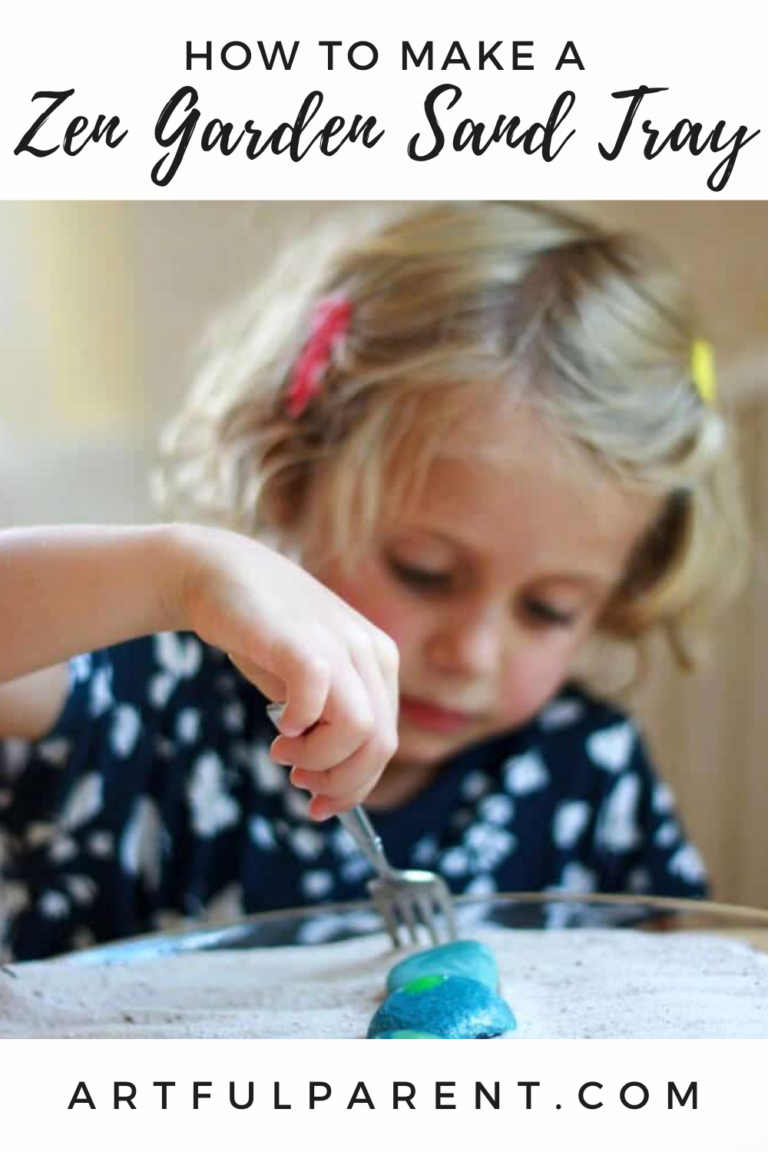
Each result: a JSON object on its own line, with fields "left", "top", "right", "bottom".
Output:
{"left": 170, "top": 525, "right": 399, "bottom": 819}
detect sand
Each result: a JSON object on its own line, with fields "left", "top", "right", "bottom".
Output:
{"left": 2, "top": 926, "right": 768, "bottom": 1039}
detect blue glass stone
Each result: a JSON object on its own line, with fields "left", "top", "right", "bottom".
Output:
{"left": 375, "top": 1030, "right": 441, "bottom": 1038}
{"left": 368, "top": 975, "right": 516, "bottom": 1039}
{"left": 386, "top": 940, "right": 499, "bottom": 993}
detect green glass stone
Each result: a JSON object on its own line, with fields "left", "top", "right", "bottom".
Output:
{"left": 402, "top": 974, "right": 447, "bottom": 994}
{"left": 387, "top": 940, "right": 499, "bottom": 993}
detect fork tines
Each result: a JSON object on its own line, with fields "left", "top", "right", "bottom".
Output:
{"left": 368, "top": 872, "right": 457, "bottom": 949}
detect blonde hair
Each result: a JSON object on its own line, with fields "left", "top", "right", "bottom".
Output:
{"left": 156, "top": 202, "right": 749, "bottom": 673}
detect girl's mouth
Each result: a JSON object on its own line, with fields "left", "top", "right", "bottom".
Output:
{"left": 399, "top": 694, "right": 478, "bottom": 735}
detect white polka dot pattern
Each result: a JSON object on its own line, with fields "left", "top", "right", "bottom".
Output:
{"left": 0, "top": 640, "right": 710, "bottom": 960}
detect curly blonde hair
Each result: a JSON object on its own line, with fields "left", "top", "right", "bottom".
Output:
{"left": 156, "top": 202, "right": 749, "bottom": 673}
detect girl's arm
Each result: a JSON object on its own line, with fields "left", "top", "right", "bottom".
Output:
{"left": 0, "top": 524, "right": 399, "bottom": 818}
{"left": 0, "top": 525, "right": 178, "bottom": 684}
{"left": 0, "top": 666, "right": 74, "bottom": 739}
{"left": 0, "top": 526, "right": 178, "bottom": 738}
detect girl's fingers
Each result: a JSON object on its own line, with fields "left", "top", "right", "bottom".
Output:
{"left": 308, "top": 790, "right": 374, "bottom": 821}
{"left": 274, "top": 631, "right": 397, "bottom": 803}
{"left": 373, "top": 632, "right": 400, "bottom": 726}
{"left": 308, "top": 794, "right": 342, "bottom": 821}
{"left": 271, "top": 658, "right": 375, "bottom": 768}
{"left": 271, "top": 702, "right": 372, "bottom": 769}
{"left": 289, "top": 744, "right": 386, "bottom": 801}
{"left": 227, "top": 652, "right": 285, "bottom": 703}
{"left": 352, "top": 632, "right": 399, "bottom": 758}
{"left": 267, "top": 639, "right": 333, "bottom": 737}
{"left": 333, "top": 631, "right": 399, "bottom": 797}
{"left": 289, "top": 655, "right": 397, "bottom": 807}
{"left": 290, "top": 740, "right": 387, "bottom": 811}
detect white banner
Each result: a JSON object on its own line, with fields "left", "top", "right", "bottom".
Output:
{"left": 0, "top": 1038, "right": 764, "bottom": 1150}
{"left": 0, "top": 0, "right": 764, "bottom": 198}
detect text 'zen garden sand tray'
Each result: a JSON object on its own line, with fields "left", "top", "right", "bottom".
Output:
{"left": 2, "top": 926, "right": 768, "bottom": 1039}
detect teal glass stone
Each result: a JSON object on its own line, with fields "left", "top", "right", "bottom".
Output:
{"left": 386, "top": 940, "right": 499, "bottom": 993}
{"left": 368, "top": 974, "right": 516, "bottom": 1039}
{"left": 375, "top": 1030, "right": 441, "bottom": 1038}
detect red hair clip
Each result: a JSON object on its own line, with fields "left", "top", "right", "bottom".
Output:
{"left": 286, "top": 294, "right": 352, "bottom": 418}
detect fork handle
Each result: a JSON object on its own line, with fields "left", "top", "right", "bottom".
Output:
{"left": 338, "top": 807, "right": 394, "bottom": 882}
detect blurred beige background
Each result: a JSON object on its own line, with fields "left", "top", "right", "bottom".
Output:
{"left": 1, "top": 201, "right": 767, "bottom": 907}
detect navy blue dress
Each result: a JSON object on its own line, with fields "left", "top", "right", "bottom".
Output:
{"left": 0, "top": 633, "right": 707, "bottom": 960}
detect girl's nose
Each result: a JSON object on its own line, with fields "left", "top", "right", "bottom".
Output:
{"left": 426, "top": 603, "right": 505, "bottom": 679}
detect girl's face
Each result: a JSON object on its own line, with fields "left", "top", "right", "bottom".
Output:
{"left": 304, "top": 403, "right": 658, "bottom": 775}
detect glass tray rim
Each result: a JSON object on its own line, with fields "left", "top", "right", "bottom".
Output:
{"left": 58, "top": 890, "right": 768, "bottom": 968}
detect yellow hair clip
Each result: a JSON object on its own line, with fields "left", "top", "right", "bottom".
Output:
{"left": 691, "top": 338, "right": 716, "bottom": 406}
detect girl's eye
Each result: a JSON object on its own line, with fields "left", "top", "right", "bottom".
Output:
{"left": 523, "top": 598, "right": 579, "bottom": 628}
{"left": 388, "top": 559, "right": 454, "bottom": 591}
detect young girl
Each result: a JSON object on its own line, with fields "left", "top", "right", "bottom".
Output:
{"left": 0, "top": 202, "right": 747, "bottom": 962}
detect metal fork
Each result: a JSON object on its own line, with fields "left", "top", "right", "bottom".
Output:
{"left": 267, "top": 703, "right": 457, "bottom": 947}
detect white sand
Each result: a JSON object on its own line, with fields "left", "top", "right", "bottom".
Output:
{"left": 2, "top": 927, "right": 768, "bottom": 1039}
